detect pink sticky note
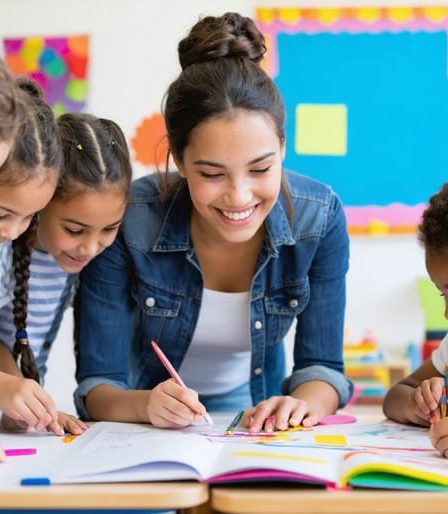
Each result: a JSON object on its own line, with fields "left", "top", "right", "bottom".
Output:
{"left": 318, "top": 414, "right": 356, "bottom": 425}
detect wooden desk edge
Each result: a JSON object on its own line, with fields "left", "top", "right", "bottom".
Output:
{"left": 211, "top": 487, "right": 448, "bottom": 514}
{"left": 0, "top": 482, "right": 209, "bottom": 509}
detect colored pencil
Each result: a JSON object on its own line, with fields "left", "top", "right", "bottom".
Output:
{"left": 226, "top": 410, "right": 244, "bottom": 434}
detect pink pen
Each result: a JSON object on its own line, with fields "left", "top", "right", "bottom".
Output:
{"left": 151, "top": 340, "right": 213, "bottom": 425}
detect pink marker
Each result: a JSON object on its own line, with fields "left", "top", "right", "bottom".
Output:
{"left": 151, "top": 340, "right": 213, "bottom": 425}
{"left": 5, "top": 448, "right": 37, "bottom": 457}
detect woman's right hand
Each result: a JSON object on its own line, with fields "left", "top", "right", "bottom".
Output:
{"left": 145, "top": 379, "right": 206, "bottom": 428}
{"left": 0, "top": 374, "right": 63, "bottom": 435}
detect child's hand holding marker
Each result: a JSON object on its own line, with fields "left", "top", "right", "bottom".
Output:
{"left": 429, "top": 366, "right": 448, "bottom": 457}
{"left": 410, "top": 377, "right": 444, "bottom": 424}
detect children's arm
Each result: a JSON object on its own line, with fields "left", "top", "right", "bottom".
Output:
{"left": 243, "top": 380, "right": 338, "bottom": 432}
{"left": 85, "top": 380, "right": 206, "bottom": 427}
{"left": 383, "top": 359, "right": 444, "bottom": 425}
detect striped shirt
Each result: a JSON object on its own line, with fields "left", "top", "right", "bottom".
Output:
{"left": 0, "top": 248, "right": 70, "bottom": 380}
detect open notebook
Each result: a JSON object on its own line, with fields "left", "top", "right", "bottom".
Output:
{"left": 7, "top": 417, "right": 445, "bottom": 491}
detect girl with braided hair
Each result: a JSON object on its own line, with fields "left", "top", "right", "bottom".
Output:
{"left": 384, "top": 183, "right": 448, "bottom": 457}
{"left": 0, "top": 112, "right": 132, "bottom": 435}
{"left": 75, "top": 12, "right": 352, "bottom": 431}
{"left": 0, "top": 71, "right": 61, "bottom": 442}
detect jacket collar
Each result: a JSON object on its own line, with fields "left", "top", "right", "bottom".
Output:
{"left": 152, "top": 179, "right": 295, "bottom": 254}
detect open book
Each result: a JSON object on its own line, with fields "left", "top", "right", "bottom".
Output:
{"left": 29, "top": 419, "right": 447, "bottom": 491}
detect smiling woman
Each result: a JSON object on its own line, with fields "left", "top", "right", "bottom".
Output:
{"left": 74, "top": 12, "right": 352, "bottom": 433}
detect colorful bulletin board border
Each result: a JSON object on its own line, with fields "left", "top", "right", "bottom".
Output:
{"left": 3, "top": 35, "right": 89, "bottom": 116}
{"left": 257, "top": 7, "right": 448, "bottom": 235}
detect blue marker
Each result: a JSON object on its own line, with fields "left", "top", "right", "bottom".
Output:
{"left": 21, "top": 477, "right": 51, "bottom": 486}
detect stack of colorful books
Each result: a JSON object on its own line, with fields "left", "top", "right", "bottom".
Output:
{"left": 344, "top": 330, "right": 391, "bottom": 405}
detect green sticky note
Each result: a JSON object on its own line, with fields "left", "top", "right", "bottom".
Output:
{"left": 66, "top": 79, "right": 87, "bottom": 102}
{"left": 417, "top": 277, "right": 448, "bottom": 330}
{"left": 295, "top": 103, "right": 347, "bottom": 156}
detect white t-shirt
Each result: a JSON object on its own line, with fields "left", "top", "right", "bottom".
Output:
{"left": 431, "top": 332, "right": 448, "bottom": 374}
{"left": 178, "top": 288, "right": 251, "bottom": 395}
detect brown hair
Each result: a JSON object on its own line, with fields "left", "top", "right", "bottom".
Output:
{"left": 0, "top": 59, "right": 20, "bottom": 141}
{"left": 161, "top": 12, "right": 291, "bottom": 217}
{"left": 9, "top": 78, "right": 62, "bottom": 381}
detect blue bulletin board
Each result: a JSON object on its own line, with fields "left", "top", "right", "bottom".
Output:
{"left": 257, "top": 7, "right": 448, "bottom": 235}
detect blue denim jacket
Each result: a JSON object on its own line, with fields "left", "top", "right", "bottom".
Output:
{"left": 74, "top": 170, "right": 352, "bottom": 419}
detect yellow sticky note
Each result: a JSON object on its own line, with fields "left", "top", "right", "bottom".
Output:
{"left": 314, "top": 434, "right": 347, "bottom": 446}
{"left": 295, "top": 104, "right": 347, "bottom": 156}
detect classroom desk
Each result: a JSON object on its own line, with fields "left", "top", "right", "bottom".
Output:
{"left": 210, "top": 487, "right": 448, "bottom": 514}
{"left": 0, "top": 482, "right": 208, "bottom": 513}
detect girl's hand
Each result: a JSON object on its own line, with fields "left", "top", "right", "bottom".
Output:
{"left": 57, "top": 411, "right": 88, "bottom": 435}
{"left": 430, "top": 417, "right": 448, "bottom": 457}
{"left": 410, "top": 377, "right": 444, "bottom": 422}
{"left": 145, "top": 379, "right": 207, "bottom": 428}
{"left": 242, "top": 395, "right": 320, "bottom": 433}
{"left": 0, "top": 375, "right": 63, "bottom": 435}
{"left": 0, "top": 443, "right": 5, "bottom": 463}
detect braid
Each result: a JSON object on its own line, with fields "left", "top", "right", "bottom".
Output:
{"left": 11, "top": 216, "right": 39, "bottom": 383}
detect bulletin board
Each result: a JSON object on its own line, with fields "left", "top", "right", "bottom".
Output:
{"left": 3, "top": 35, "right": 89, "bottom": 116}
{"left": 257, "top": 7, "right": 448, "bottom": 235}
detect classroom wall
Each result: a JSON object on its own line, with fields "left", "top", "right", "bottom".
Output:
{"left": 0, "top": 0, "right": 443, "bottom": 414}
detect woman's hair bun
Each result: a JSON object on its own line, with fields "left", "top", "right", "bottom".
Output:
{"left": 16, "top": 77, "right": 43, "bottom": 100}
{"left": 178, "top": 12, "right": 266, "bottom": 70}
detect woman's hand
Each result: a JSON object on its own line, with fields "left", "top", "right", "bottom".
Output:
{"left": 145, "top": 379, "right": 207, "bottom": 428}
{"left": 0, "top": 374, "right": 63, "bottom": 435}
{"left": 242, "top": 395, "right": 320, "bottom": 433}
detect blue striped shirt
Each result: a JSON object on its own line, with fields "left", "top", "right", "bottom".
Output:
{"left": 0, "top": 248, "right": 71, "bottom": 380}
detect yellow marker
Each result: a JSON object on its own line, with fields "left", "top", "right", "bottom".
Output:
{"left": 62, "top": 434, "right": 78, "bottom": 444}
{"left": 314, "top": 434, "right": 347, "bottom": 446}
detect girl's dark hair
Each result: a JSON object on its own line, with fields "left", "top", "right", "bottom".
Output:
{"left": 1, "top": 77, "right": 62, "bottom": 186}
{"left": 55, "top": 112, "right": 132, "bottom": 198}
{"left": 12, "top": 112, "right": 132, "bottom": 383}
{"left": 10, "top": 78, "right": 62, "bottom": 382}
{"left": 419, "top": 183, "right": 448, "bottom": 252}
{"left": 162, "top": 12, "right": 291, "bottom": 216}
{"left": 0, "top": 59, "right": 20, "bottom": 141}
{"left": 164, "top": 12, "right": 285, "bottom": 161}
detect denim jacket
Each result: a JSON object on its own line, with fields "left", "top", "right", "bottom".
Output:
{"left": 74, "top": 170, "right": 352, "bottom": 419}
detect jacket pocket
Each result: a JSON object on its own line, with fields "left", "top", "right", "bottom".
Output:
{"left": 264, "top": 281, "right": 310, "bottom": 341}
{"left": 131, "top": 281, "right": 181, "bottom": 342}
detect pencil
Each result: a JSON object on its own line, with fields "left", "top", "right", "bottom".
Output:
{"left": 226, "top": 410, "right": 244, "bottom": 434}
{"left": 151, "top": 340, "right": 213, "bottom": 425}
